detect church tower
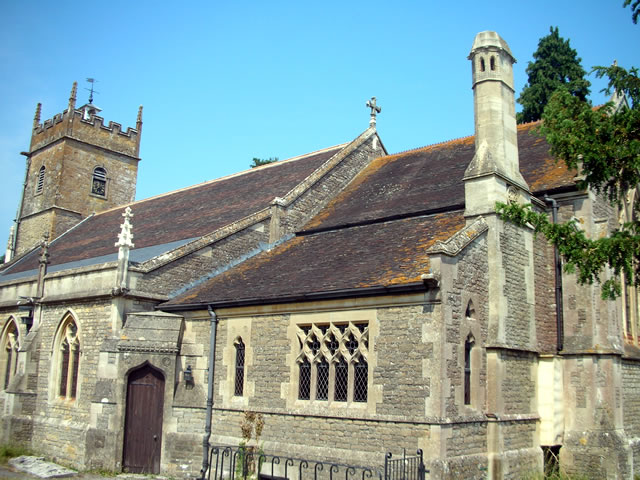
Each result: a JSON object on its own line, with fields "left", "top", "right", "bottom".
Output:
{"left": 464, "top": 31, "right": 529, "bottom": 217}
{"left": 9, "top": 82, "right": 143, "bottom": 259}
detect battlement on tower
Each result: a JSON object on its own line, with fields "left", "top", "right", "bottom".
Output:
{"left": 30, "top": 106, "right": 142, "bottom": 157}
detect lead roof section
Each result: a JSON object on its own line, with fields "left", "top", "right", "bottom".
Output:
{"left": 164, "top": 122, "right": 577, "bottom": 308}
{"left": 2, "top": 145, "right": 344, "bottom": 276}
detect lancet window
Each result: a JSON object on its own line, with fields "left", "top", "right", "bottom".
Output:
{"left": 1, "top": 319, "right": 19, "bottom": 390}
{"left": 55, "top": 316, "right": 80, "bottom": 400}
{"left": 234, "top": 338, "right": 245, "bottom": 396}
{"left": 296, "top": 321, "right": 369, "bottom": 404}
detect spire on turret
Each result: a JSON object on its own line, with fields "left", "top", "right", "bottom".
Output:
{"left": 68, "top": 82, "right": 77, "bottom": 111}
{"left": 33, "top": 103, "right": 42, "bottom": 129}
{"left": 136, "top": 105, "right": 143, "bottom": 131}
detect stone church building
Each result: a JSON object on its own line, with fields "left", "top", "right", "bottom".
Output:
{"left": 1, "top": 31, "right": 638, "bottom": 479}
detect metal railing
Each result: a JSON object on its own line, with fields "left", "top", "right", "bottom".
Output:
{"left": 201, "top": 446, "right": 426, "bottom": 480}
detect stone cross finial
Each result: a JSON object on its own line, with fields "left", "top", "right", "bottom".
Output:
{"left": 115, "top": 207, "right": 135, "bottom": 249}
{"left": 366, "top": 97, "right": 381, "bottom": 126}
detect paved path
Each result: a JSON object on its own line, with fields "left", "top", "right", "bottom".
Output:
{"left": 0, "top": 459, "right": 174, "bottom": 480}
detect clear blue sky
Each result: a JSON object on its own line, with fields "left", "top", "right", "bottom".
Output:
{"left": 1, "top": 1, "right": 638, "bottom": 248}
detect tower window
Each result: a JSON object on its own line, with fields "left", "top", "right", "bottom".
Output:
{"left": 490, "top": 56, "right": 496, "bottom": 71}
{"left": 480, "top": 58, "right": 486, "bottom": 72}
{"left": 36, "top": 166, "right": 45, "bottom": 195}
{"left": 91, "top": 167, "right": 107, "bottom": 197}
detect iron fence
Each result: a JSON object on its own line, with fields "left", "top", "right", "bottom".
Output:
{"left": 201, "top": 446, "right": 426, "bottom": 480}
{"left": 384, "top": 450, "right": 426, "bottom": 480}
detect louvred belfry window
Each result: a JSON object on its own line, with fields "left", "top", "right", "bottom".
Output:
{"left": 91, "top": 167, "right": 107, "bottom": 197}
{"left": 296, "top": 321, "right": 369, "bottom": 404}
{"left": 36, "top": 166, "right": 45, "bottom": 194}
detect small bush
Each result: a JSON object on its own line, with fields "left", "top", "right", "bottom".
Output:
{"left": 0, "top": 444, "right": 33, "bottom": 464}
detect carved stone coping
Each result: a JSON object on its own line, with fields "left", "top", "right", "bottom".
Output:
{"left": 276, "top": 127, "right": 378, "bottom": 208}
{"left": 137, "top": 208, "right": 271, "bottom": 273}
{"left": 426, "top": 216, "right": 488, "bottom": 257}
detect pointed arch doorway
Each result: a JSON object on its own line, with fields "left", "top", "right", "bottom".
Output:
{"left": 123, "top": 364, "right": 165, "bottom": 473}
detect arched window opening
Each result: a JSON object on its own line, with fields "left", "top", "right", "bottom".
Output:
{"left": 55, "top": 316, "right": 80, "bottom": 400}
{"left": 234, "top": 338, "right": 245, "bottom": 396}
{"left": 91, "top": 167, "right": 107, "bottom": 197}
{"left": 490, "top": 56, "right": 496, "bottom": 71}
{"left": 296, "top": 322, "right": 369, "bottom": 403}
{"left": 36, "top": 166, "right": 45, "bottom": 194}
{"left": 1, "top": 320, "right": 19, "bottom": 390}
{"left": 466, "top": 300, "right": 476, "bottom": 319}
{"left": 480, "top": 58, "right": 486, "bottom": 72}
{"left": 464, "top": 335, "right": 475, "bottom": 405}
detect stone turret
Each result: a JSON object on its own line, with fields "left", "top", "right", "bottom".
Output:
{"left": 464, "top": 31, "right": 529, "bottom": 217}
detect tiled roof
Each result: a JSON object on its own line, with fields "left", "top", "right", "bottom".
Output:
{"left": 165, "top": 211, "right": 465, "bottom": 307}
{"left": 164, "top": 122, "right": 577, "bottom": 308}
{"left": 2, "top": 146, "right": 344, "bottom": 276}
{"left": 303, "top": 122, "right": 575, "bottom": 232}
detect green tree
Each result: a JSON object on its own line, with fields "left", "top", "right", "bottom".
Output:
{"left": 499, "top": 64, "right": 640, "bottom": 299}
{"left": 517, "top": 27, "right": 591, "bottom": 124}
{"left": 624, "top": 0, "right": 640, "bottom": 24}
{"left": 250, "top": 157, "right": 278, "bottom": 168}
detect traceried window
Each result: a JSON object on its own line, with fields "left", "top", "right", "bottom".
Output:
{"left": 54, "top": 316, "right": 80, "bottom": 400}
{"left": 296, "top": 321, "right": 369, "bottom": 404}
{"left": 234, "top": 338, "right": 245, "bottom": 396}
{"left": 36, "top": 166, "right": 45, "bottom": 194}
{"left": 91, "top": 167, "right": 107, "bottom": 197}
{"left": 1, "top": 319, "right": 19, "bottom": 390}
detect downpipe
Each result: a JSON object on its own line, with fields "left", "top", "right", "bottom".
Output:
{"left": 544, "top": 194, "right": 564, "bottom": 352}
{"left": 201, "top": 306, "right": 219, "bottom": 480}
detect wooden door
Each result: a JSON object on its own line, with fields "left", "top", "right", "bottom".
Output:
{"left": 123, "top": 365, "right": 165, "bottom": 473}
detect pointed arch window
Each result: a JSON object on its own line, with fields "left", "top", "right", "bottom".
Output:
{"left": 490, "top": 56, "right": 496, "bottom": 71}
{"left": 296, "top": 321, "right": 369, "bottom": 404}
{"left": 464, "top": 335, "right": 475, "bottom": 405}
{"left": 1, "top": 320, "right": 19, "bottom": 390}
{"left": 54, "top": 316, "right": 80, "bottom": 400}
{"left": 91, "top": 167, "right": 107, "bottom": 197}
{"left": 234, "top": 338, "right": 245, "bottom": 396}
{"left": 480, "top": 58, "right": 486, "bottom": 72}
{"left": 36, "top": 166, "right": 45, "bottom": 194}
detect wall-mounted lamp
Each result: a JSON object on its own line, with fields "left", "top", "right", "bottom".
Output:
{"left": 184, "top": 365, "right": 194, "bottom": 389}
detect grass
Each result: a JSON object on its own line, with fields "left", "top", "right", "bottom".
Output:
{"left": 0, "top": 444, "right": 33, "bottom": 465}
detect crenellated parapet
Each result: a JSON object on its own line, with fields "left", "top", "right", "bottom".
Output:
{"left": 30, "top": 105, "right": 142, "bottom": 158}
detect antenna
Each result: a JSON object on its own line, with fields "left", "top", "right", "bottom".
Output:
{"left": 85, "top": 78, "right": 100, "bottom": 104}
